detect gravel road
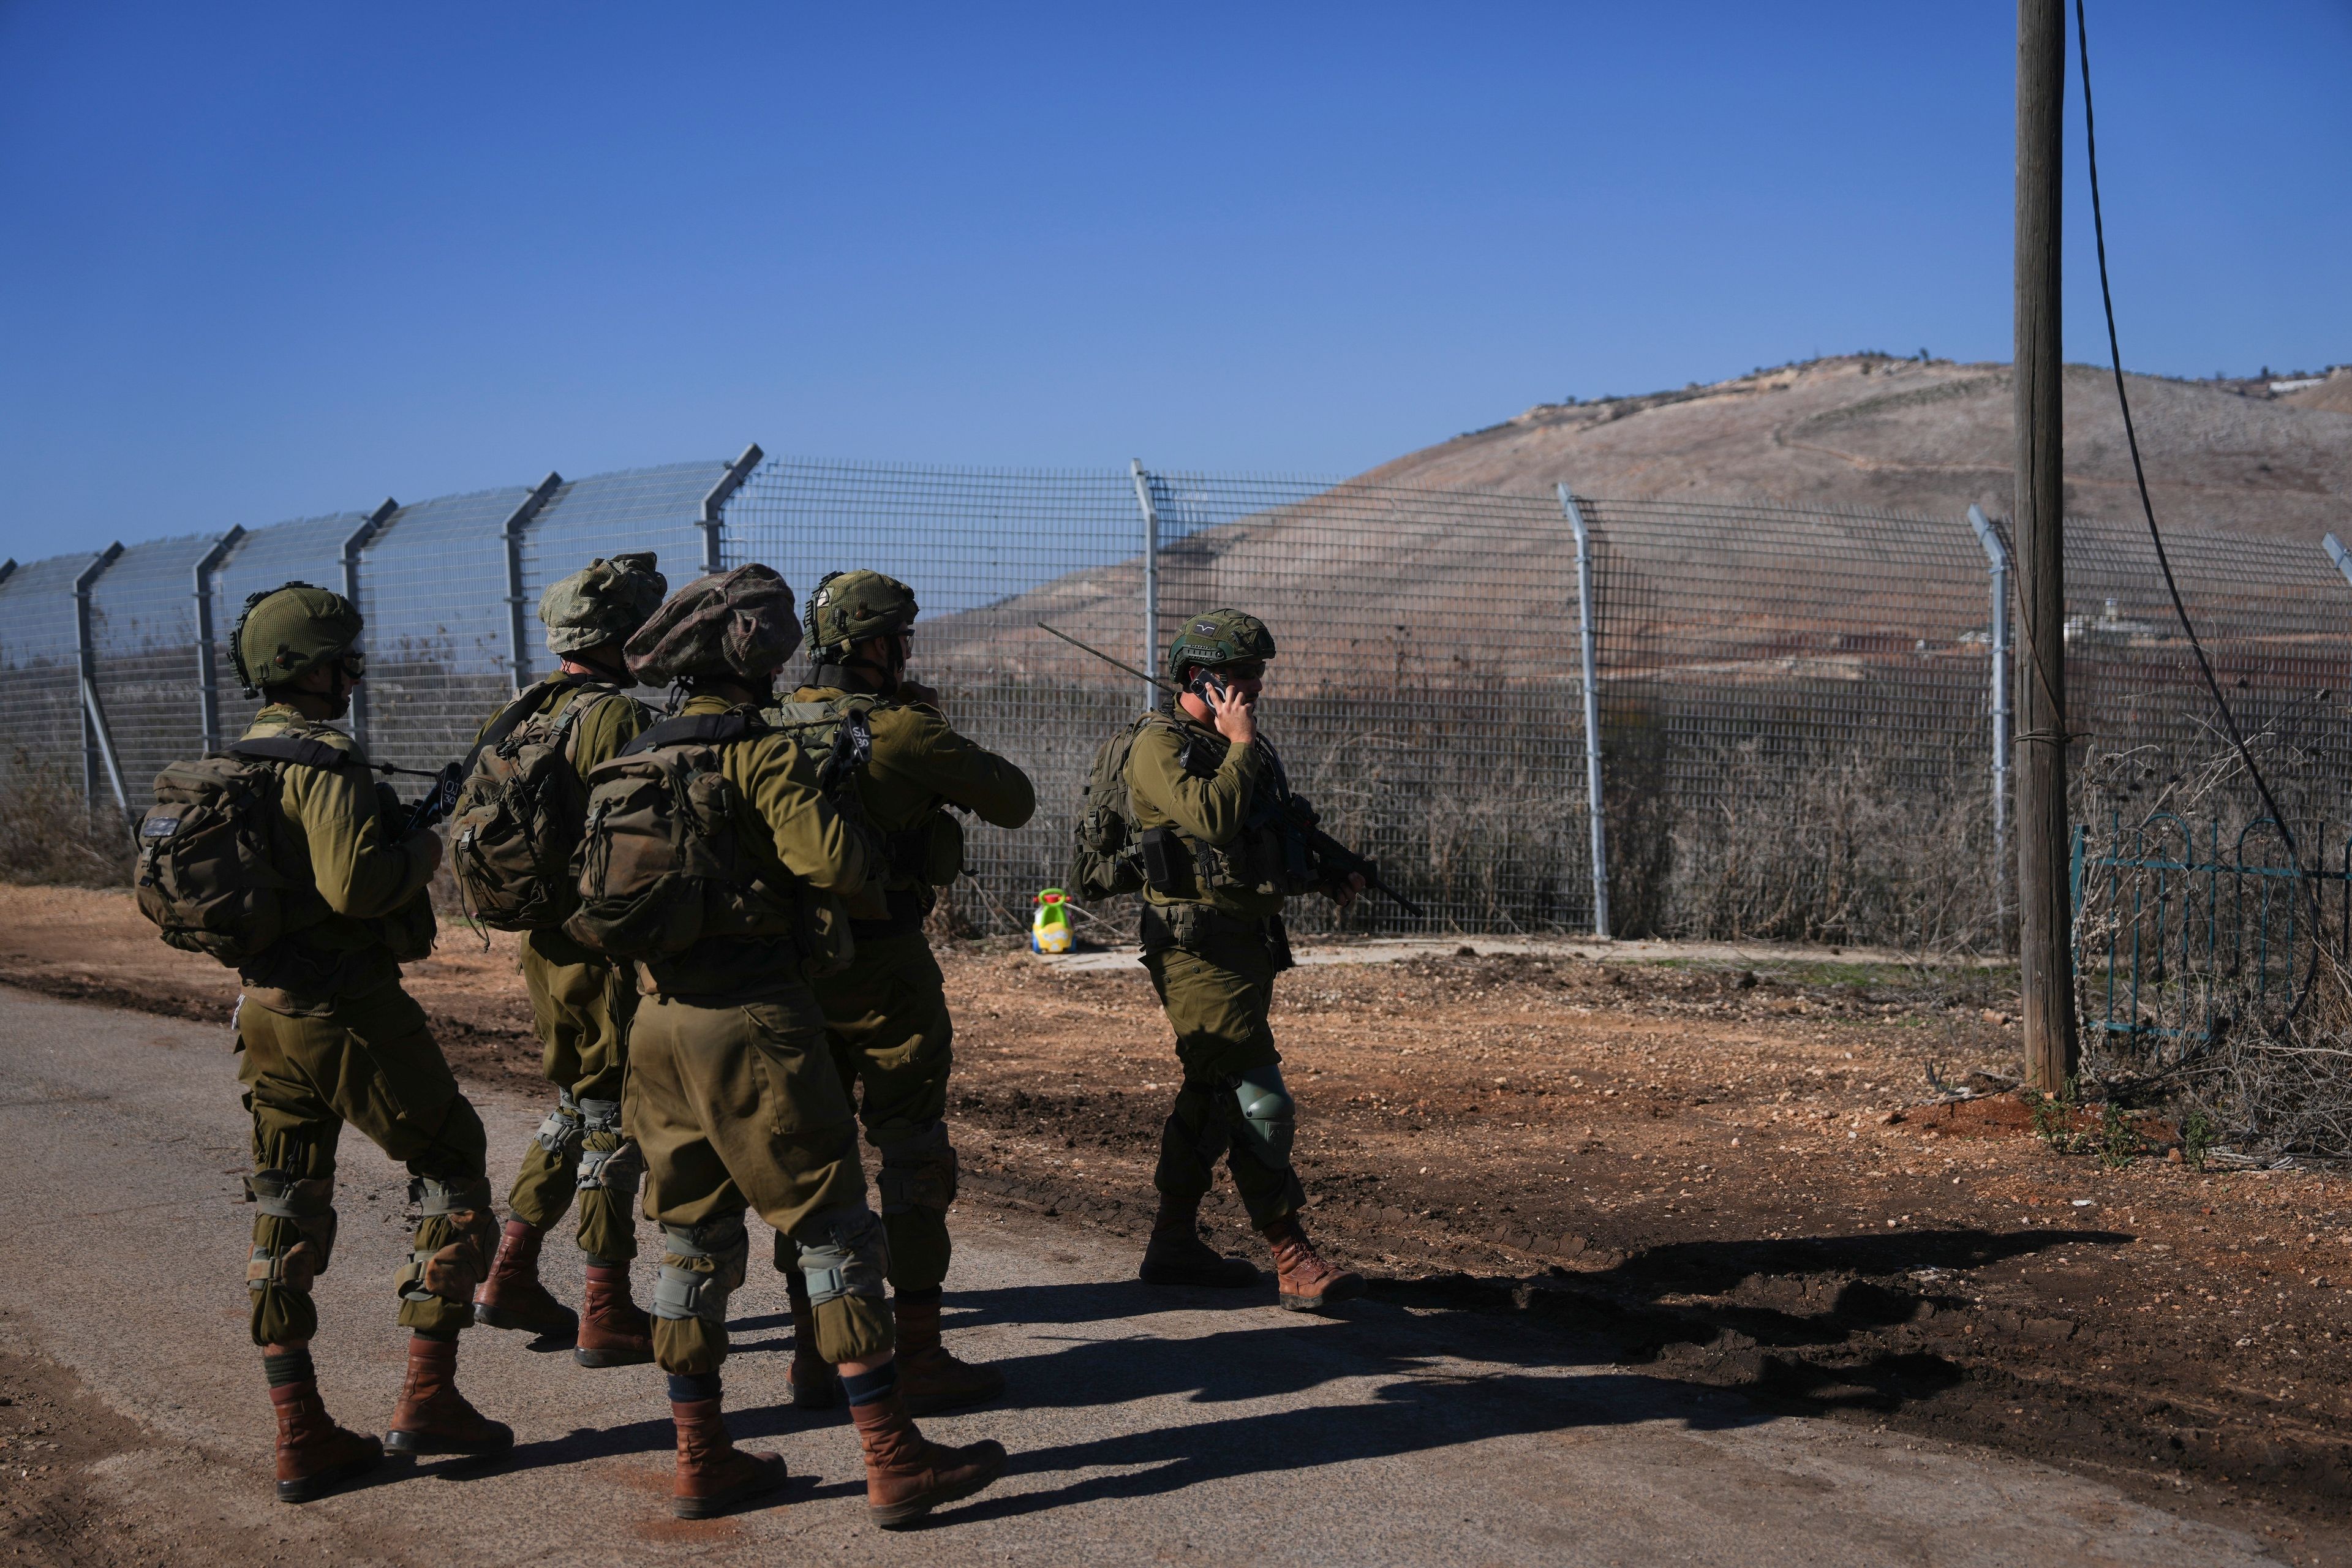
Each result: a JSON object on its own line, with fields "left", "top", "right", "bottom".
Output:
{"left": 0, "top": 989, "right": 2275, "bottom": 1566}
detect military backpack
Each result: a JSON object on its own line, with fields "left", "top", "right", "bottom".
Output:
{"left": 134, "top": 736, "right": 347, "bottom": 963}
{"left": 1067, "top": 712, "right": 1161, "bottom": 902}
{"left": 564, "top": 709, "right": 864, "bottom": 974}
{"left": 447, "top": 674, "right": 636, "bottom": 932}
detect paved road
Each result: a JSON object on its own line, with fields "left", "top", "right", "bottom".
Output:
{"left": 0, "top": 989, "right": 2269, "bottom": 1566}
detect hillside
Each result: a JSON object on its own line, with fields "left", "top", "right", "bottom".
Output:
{"left": 1361, "top": 354, "right": 2352, "bottom": 541}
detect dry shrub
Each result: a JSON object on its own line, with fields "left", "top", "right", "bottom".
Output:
{"left": 0, "top": 749, "right": 133, "bottom": 886}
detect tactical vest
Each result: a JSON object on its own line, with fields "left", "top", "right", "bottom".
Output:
{"left": 448, "top": 674, "right": 635, "bottom": 932}
{"left": 1076, "top": 711, "right": 1315, "bottom": 903}
{"left": 564, "top": 710, "right": 854, "bottom": 976}
{"left": 767, "top": 692, "right": 963, "bottom": 897}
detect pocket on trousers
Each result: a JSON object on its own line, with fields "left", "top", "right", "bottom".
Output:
{"left": 741, "top": 998, "right": 852, "bottom": 1136}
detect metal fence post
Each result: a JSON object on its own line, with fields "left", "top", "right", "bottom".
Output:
{"left": 73, "top": 542, "right": 132, "bottom": 833}
{"left": 1558, "top": 486, "right": 1610, "bottom": 939}
{"left": 343, "top": 499, "right": 395, "bottom": 750}
{"left": 699, "top": 443, "right": 764, "bottom": 575}
{"left": 502, "top": 473, "right": 563, "bottom": 693}
{"left": 192, "top": 526, "right": 245, "bottom": 752}
{"left": 1132, "top": 461, "right": 1160, "bottom": 710}
{"left": 1969, "top": 506, "right": 2014, "bottom": 939}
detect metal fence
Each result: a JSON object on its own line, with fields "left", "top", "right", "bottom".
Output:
{"left": 4, "top": 448, "right": 2347, "bottom": 948}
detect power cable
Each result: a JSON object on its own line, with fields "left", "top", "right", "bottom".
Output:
{"left": 2073, "top": 0, "right": 2321, "bottom": 1021}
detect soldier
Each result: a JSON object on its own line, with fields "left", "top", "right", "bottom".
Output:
{"left": 570, "top": 565, "right": 1005, "bottom": 1526}
{"left": 468, "top": 553, "right": 665, "bottom": 1366}
{"left": 1125, "top": 610, "right": 1365, "bottom": 1310}
{"left": 774, "top": 570, "right": 1035, "bottom": 1415}
{"left": 140, "top": 583, "right": 509, "bottom": 1504}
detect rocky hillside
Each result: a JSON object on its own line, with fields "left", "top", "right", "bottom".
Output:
{"left": 1363, "top": 355, "right": 2352, "bottom": 540}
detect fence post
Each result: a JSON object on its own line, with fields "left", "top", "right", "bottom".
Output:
{"left": 699, "top": 443, "right": 764, "bottom": 574}
{"left": 74, "top": 542, "right": 132, "bottom": 834}
{"left": 193, "top": 526, "right": 245, "bottom": 753}
{"left": 342, "top": 499, "right": 396, "bottom": 751}
{"left": 501, "top": 473, "right": 563, "bottom": 694}
{"left": 1558, "top": 486, "right": 1611, "bottom": 940}
{"left": 1131, "top": 461, "right": 1161, "bottom": 710}
{"left": 1969, "top": 507, "right": 2014, "bottom": 941}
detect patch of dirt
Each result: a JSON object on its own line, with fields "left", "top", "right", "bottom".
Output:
{"left": 6, "top": 885, "right": 2349, "bottom": 1562}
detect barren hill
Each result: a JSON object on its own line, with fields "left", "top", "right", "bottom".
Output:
{"left": 1362, "top": 354, "right": 2352, "bottom": 540}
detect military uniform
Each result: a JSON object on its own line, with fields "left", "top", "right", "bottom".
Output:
{"left": 483, "top": 687, "right": 650, "bottom": 1261}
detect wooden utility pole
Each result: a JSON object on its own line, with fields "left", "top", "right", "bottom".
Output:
{"left": 2014, "top": 0, "right": 2078, "bottom": 1090}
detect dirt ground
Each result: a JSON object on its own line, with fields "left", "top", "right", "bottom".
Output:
{"left": 4, "top": 884, "right": 2350, "bottom": 1564}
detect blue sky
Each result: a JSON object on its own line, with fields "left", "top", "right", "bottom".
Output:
{"left": 1, "top": 1, "right": 2345, "bottom": 562}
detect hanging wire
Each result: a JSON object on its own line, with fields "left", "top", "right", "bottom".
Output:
{"left": 2073, "top": 0, "right": 2322, "bottom": 1021}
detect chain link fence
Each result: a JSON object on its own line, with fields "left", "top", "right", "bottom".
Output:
{"left": 4, "top": 450, "right": 2346, "bottom": 951}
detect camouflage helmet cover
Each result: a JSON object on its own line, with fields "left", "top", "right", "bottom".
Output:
{"left": 1166, "top": 608, "right": 1276, "bottom": 683}
{"left": 540, "top": 551, "right": 666, "bottom": 655}
{"left": 803, "top": 568, "right": 918, "bottom": 658}
{"left": 624, "top": 564, "right": 802, "bottom": 685}
{"left": 228, "top": 581, "right": 365, "bottom": 697}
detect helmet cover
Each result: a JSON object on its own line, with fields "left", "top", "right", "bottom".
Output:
{"left": 624, "top": 564, "right": 801, "bottom": 685}
{"left": 540, "top": 551, "right": 667, "bottom": 655}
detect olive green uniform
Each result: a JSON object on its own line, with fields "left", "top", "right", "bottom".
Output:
{"left": 232, "top": 705, "right": 492, "bottom": 1346}
{"left": 625, "top": 695, "right": 892, "bottom": 1375}
{"left": 1126, "top": 706, "right": 1309, "bottom": 1229}
{"left": 477, "top": 681, "right": 652, "bottom": 1261}
{"left": 786, "top": 684, "right": 1035, "bottom": 1295}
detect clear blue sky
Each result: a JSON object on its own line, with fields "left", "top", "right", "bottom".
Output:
{"left": 2, "top": 1, "right": 2345, "bottom": 562}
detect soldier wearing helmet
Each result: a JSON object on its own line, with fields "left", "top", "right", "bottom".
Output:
{"left": 600, "top": 565, "right": 1006, "bottom": 1525}
{"left": 216, "top": 582, "right": 509, "bottom": 1499}
{"left": 1125, "top": 609, "right": 1365, "bottom": 1311}
{"left": 772, "top": 570, "right": 1035, "bottom": 1417}
{"left": 469, "top": 553, "right": 666, "bottom": 1367}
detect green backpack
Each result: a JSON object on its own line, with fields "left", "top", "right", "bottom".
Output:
{"left": 134, "top": 736, "right": 346, "bottom": 963}
{"left": 1067, "top": 712, "right": 1163, "bottom": 902}
{"left": 447, "top": 675, "right": 635, "bottom": 932}
{"left": 565, "top": 709, "right": 867, "bottom": 973}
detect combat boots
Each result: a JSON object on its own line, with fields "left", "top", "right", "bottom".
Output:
{"left": 269, "top": 1378, "right": 382, "bottom": 1502}
{"left": 573, "top": 1261, "right": 655, "bottom": 1368}
{"left": 784, "top": 1267, "right": 842, "bottom": 1409}
{"left": 669, "top": 1396, "right": 788, "bottom": 1519}
{"left": 850, "top": 1382, "right": 1006, "bottom": 1529}
{"left": 1260, "top": 1215, "right": 1365, "bottom": 1313}
{"left": 384, "top": 1335, "right": 514, "bottom": 1456}
{"left": 1139, "top": 1197, "right": 1261, "bottom": 1288}
{"left": 892, "top": 1291, "right": 1003, "bottom": 1415}
{"left": 472, "top": 1218, "right": 579, "bottom": 1338}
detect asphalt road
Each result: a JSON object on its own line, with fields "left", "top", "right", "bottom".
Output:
{"left": 0, "top": 987, "right": 2273, "bottom": 1567}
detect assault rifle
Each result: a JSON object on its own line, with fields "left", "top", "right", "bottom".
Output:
{"left": 374, "top": 760, "right": 464, "bottom": 836}
{"left": 1036, "top": 622, "right": 1425, "bottom": 918}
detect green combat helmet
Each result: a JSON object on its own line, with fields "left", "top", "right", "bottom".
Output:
{"left": 803, "top": 569, "right": 918, "bottom": 664}
{"left": 624, "top": 564, "right": 801, "bottom": 686}
{"left": 539, "top": 551, "right": 666, "bottom": 655}
{"left": 1166, "top": 608, "right": 1276, "bottom": 684}
{"left": 228, "top": 581, "right": 365, "bottom": 698}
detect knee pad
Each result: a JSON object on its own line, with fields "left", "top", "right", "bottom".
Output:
{"left": 398, "top": 1175, "right": 496, "bottom": 1306}
{"left": 532, "top": 1090, "right": 585, "bottom": 1162}
{"left": 575, "top": 1139, "right": 644, "bottom": 1200}
{"left": 244, "top": 1168, "right": 337, "bottom": 1292}
{"left": 652, "top": 1215, "right": 748, "bottom": 1325}
{"left": 1232, "top": 1065, "right": 1297, "bottom": 1168}
{"left": 791, "top": 1205, "right": 889, "bottom": 1308}
{"left": 876, "top": 1120, "right": 958, "bottom": 1217}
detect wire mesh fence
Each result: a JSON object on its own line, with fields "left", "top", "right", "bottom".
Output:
{"left": 2, "top": 450, "right": 2346, "bottom": 954}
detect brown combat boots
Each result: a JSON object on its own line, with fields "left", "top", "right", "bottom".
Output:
{"left": 384, "top": 1335, "right": 513, "bottom": 1457}
{"left": 269, "top": 1378, "right": 382, "bottom": 1503}
{"left": 1139, "top": 1197, "right": 1261, "bottom": 1289}
{"left": 783, "top": 1267, "right": 842, "bottom": 1409}
{"left": 574, "top": 1261, "right": 655, "bottom": 1368}
{"left": 669, "top": 1397, "right": 789, "bottom": 1520}
{"left": 472, "top": 1219, "right": 579, "bottom": 1338}
{"left": 893, "top": 1291, "right": 1004, "bottom": 1416}
{"left": 850, "top": 1382, "right": 1006, "bottom": 1529}
{"left": 1260, "top": 1215, "right": 1365, "bottom": 1312}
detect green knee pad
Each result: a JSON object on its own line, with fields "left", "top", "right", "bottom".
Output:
{"left": 572, "top": 1099, "right": 641, "bottom": 1262}
{"left": 1230, "top": 1065, "right": 1297, "bottom": 1170}
{"left": 396, "top": 1175, "right": 495, "bottom": 1336}
{"left": 246, "top": 1213, "right": 323, "bottom": 1346}
{"left": 792, "top": 1205, "right": 891, "bottom": 1361}
{"left": 650, "top": 1216, "right": 747, "bottom": 1370}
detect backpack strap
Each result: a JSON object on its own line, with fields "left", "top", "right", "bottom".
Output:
{"left": 620, "top": 710, "right": 760, "bottom": 756}
{"left": 224, "top": 735, "right": 351, "bottom": 772}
